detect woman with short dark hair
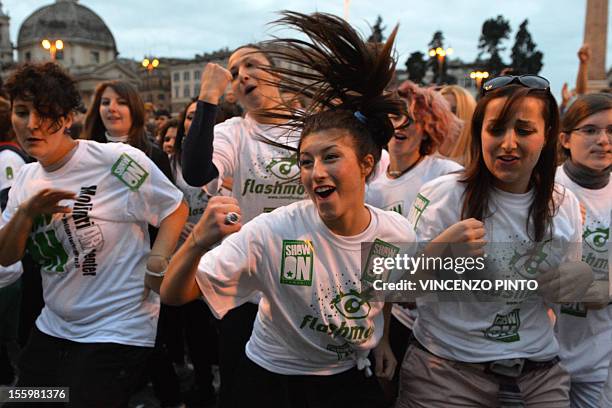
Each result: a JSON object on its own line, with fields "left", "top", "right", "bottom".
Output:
{"left": 0, "top": 62, "right": 187, "bottom": 407}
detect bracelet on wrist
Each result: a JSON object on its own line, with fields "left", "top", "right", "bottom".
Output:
{"left": 145, "top": 267, "right": 166, "bottom": 278}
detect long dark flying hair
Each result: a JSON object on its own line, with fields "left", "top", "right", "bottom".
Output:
{"left": 255, "top": 11, "right": 404, "bottom": 174}
{"left": 83, "top": 80, "right": 150, "bottom": 155}
{"left": 461, "top": 85, "right": 560, "bottom": 242}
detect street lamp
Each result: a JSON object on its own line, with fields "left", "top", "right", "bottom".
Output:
{"left": 429, "top": 47, "right": 453, "bottom": 85}
{"left": 469, "top": 70, "right": 490, "bottom": 90}
{"left": 41, "top": 39, "right": 64, "bottom": 61}
{"left": 142, "top": 57, "right": 160, "bottom": 73}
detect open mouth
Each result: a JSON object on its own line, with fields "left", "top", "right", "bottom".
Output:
{"left": 394, "top": 133, "right": 408, "bottom": 141}
{"left": 26, "top": 137, "right": 43, "bottom": 143}
{"left": 498, "top": 155, "right": 519, "bottom": 163}
{"left": 244, "top": 85, "right": 257, "bottom": 95}
{"left": 314, "top": 185, "right": 336, "bottom": 199}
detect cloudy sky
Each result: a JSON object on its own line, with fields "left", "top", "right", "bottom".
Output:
{"left": 3, "top": 0, "right": 611, "bottom": 99}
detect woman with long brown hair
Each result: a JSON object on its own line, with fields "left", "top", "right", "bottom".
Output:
{"left": 83, "top": 80, "right": 172, "bottom": 181}
{"left": 397, "top": 76, "right": 589, "bottom": 407}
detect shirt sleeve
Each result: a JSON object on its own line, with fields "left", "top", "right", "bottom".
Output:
{"left": 0, "top": 151, "right": 26, "bottom": 212}
{"left": 195, "top": 218, "right": 265, "bottom": 319}
{"left": 204, "top": 119, "right": 241, "bottom": 194}
{"left": 409, "top": 178, "right": 460, "bottom": 242}
{"left": 0, "top": 151, "right": 26, "bottom": 191}
{"left": 121, "top": 147, "right": 184, "bottom": 227}
{"left": 181, "top": 101, "right": 220, "bottom": 186}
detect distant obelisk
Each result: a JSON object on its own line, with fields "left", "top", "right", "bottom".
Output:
{"left": 583, "top": 0, "right": 609, "bottom": 91}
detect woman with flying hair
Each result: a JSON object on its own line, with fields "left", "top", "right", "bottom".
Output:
{"left": 162, "top": 11, "right": 416, "bottom": 407}
{"left": 440, "top": 84, "right": 477, "bottom": 165}
{"left": 396, "top": 75, "right": 591, "bottom": 407}
{"left": 0, "top": 62, "right": 186, "bottom": 407}
{"left": 554, "top": 93, "right": 612, "bottom": 408}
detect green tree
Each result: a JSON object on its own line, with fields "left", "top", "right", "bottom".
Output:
{"left": 478, "top": 15, "right": 511, "bottom": 76}
{"left": 405, "top": 51, "right": 427, "bottom": 84}
{"left": 368, "top": 15, "right": 386, "bottom": 43}
{"left": 510, "top": 19, "right": 543, "bottom": 75}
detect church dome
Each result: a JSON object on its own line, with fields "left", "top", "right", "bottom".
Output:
{"left": 17, "top": 0, "right": 116, "bottom": 53}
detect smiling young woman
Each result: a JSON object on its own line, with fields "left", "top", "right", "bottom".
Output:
{"left": 395, "top": 78, "right": 589, "bottom": 408}
{"left": 162, "top": 12, "right": 416, "bottom": 408}
{"left": 555, "top": 93, "right": 612, "bottom": 407}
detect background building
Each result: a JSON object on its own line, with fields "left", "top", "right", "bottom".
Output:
{"left": 170, "top": 49, "right": 231, "bottom": 113}
{"left": 17, "top": 0, "right": 116, "bottom": 68}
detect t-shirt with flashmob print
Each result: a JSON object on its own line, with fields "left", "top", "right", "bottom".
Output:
{"left": 409, "top": 173, "right": 582, "bottom": 363}
{"left": 555, "top": 165, "right": 612, "bottom": 383}
{"left": 195, "top": 200, "right": 416, "bottom": 375}
{"left": 0, "top": 149, "right": 26, "bottom": 288}
{"left": 205, "top": 114, "right": 306, "bottom": 223}
{"left": 366, "top": 155, "right": 462, "bottom": 329}
{"left": 0, "top": 140, "right": 184, "bottom": 347}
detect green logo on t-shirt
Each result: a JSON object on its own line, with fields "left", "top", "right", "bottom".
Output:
{"left": 560, "top": 302, "right": 587, "bottom": 317}
{"left": 484, "top": 309, "right": 521, "bottom": 342}
{"left": 362, "top": 239, "right": 400, "bottom": 284}
{"left": 111, "top": 153, "right": 149, "bottom": 191}
{"left": 331, "top": 290, "right": 371, "bottom": 320}
{"left": 508, "top": 242, "right": 550, "bottom": 279}
{"left": 384, "top": 201, "right": 404, "bottom": 215}
{"left": 583, "top": 226, "right": 609, "bottom": 253}
{"left": 280, "top": 240, "right": 314, "bottom": 286}
{"left": 27, "top": 215, "right": 68, "bottom": 274}
{"left": 5, "top": 166, "right": 13, "bottom": 180}
{"left": 408, "top": 193, "right": 430, "bottom": 229}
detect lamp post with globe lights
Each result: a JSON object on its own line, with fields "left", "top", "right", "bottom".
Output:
{"left": 41, "top": 39, "right": 64, "bottom": 61}
{"left": 142, "top": 57, "right": 160, "bottom": 73}
{"left": 470, "top": 70, "right": 490, "bottom": 90}
{"left": 429, "top": 46, "right": 453, "bottom": 84}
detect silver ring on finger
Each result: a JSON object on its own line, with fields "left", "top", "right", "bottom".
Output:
{"left": 224, "top": 212, "right": 240, "bottom": 225}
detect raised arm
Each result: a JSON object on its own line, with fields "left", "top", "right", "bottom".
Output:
{"left": 161, "top": 196, "right": 241, "bottom": 305}
{"left": 575, "top": 44, "right": 591, "bottom": 95}
{"left": 181, "top": 63, "right": 232, "bottom": 186}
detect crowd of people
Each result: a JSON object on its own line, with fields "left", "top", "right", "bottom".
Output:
{"left": 0, "top": 10, "right": 610, "bottom": 408}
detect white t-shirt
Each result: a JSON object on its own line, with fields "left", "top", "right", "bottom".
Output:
{"left": 195, "top": 200, "right": 416, "bottom": 375}
{"left": 366, "top": 155, "right": 462, "bottom": 328}
{"left": 1, "top": 140, "right": 183, "bottom": 347}
{"left": 206, "top": 115, "right": 306, "bottom": 223}
{"left": 410, "top": 173, "right": 582, "bottom": 362}
{"left": 555, "top": 166, "right": 612, "bottom": 382}
{"left": 0, "top": 148, "right": 26, "bottom": 288}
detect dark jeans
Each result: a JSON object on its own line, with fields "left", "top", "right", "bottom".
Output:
{"left": 231, "top": 355, "right": 387, "bottom": 408}
{"left": 8, "top": 326, "right": 151, "bottom": 408}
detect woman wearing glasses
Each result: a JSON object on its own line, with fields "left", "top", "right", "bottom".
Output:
{"left": 365, "top": 80, "right": 461, "bottom": 399}
{"left": 555, "top": 93, "right": 612, "bottom": 408}
{"left": 396, "top": 75, "right": 589, "bottom": 407}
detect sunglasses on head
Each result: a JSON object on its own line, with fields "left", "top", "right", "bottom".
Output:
{"left": 481, "top": 75, "right": 550, "bottom": 96}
